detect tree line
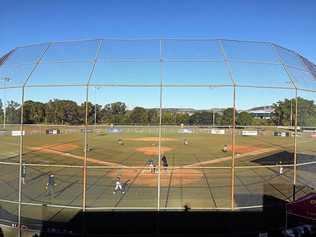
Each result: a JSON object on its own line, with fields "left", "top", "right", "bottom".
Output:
{"left": 0, "top": 97, "right": 315, "bottom": 126}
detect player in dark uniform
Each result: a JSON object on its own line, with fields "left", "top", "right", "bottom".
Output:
{"left": 161, "top": 155, "right": 168, "bottom": 171}
{"left": 21, "top": 162, "right": 26, "bottom": 185}
{"left": 46, "top": 173, "right": 56, "bottom": 197}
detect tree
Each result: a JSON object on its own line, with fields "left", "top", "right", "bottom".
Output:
{"left": 147, "top": 109, "right": 159, "bottom": 124}
{"left": 272, "top": 97, "right": 316, "bottom": 126}
{"left": 129, "top": 107, "right": 148, "bottom": 124}
{"left": 104, "top": 102, "right": 126, "bottom": 115}
{"left": 297, "top": 97, "right": 316, "bottom": 127}
{"left": 175, "top": 113, "right": 190, "bottom": 125}
{"left": 220, "top": 108, "right": 234, "bottom": 125}
{"left": 101, "top": 102, "right": 127, "bottom": 124}
{"left": 6, "top": 100, "right": 21, "bottom": 124}
{"left": 23, "top": 100, "right": 46, "bottom": 124}
{"left": 46, "top": 99, "right": 81, "bottom": 125}
{"left": 272, "top": 98, "right": 294, "bottom": 126}
{"left": 189, "top": 111, "right": 212, "bottom": 125}
{"left": 237, "top": 111, "right": 254, "bottom": 126}
{"left": 162, "top": 111, "right": 175, "bottom": 124}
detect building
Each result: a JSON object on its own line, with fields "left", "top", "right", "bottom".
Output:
{"left": 246, "top": 106, "right": 274, "bottom": 119}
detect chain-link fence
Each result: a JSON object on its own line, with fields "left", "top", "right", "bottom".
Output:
{"left": 0, "top": 38, "right": 315, "bottom": 234}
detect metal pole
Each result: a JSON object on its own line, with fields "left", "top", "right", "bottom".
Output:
{"left": 83, "top": 39, "right": 103, "bottom": 211}
{"left": 290, "top": 99, "right": 293, "bottom": 126}
{"left": 231, "top": 86, "right": 236, "bottom": 210}
{"left": 218, "top": 40, "right": 237, "bottom": 210}
{"left": 17, "top": 43, "right": 51, "bottom": 237}
{"left": 83, "top": 86, "right": 89, "bottom": 211}
{"left": 18, "top": 87, "right": 24, "bottom": 237}
{"left": 158, "top": 39, "right": 163, "bottom": 211}
{"left": 293, "top": 89, "right": 298, "bottom": 201}
{"left": 271, "top": 44, "right": 298, "bottom": 201}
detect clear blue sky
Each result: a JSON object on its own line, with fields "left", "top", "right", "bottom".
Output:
{"left": 1, "top": 0, "right": 316, "bottom": 109}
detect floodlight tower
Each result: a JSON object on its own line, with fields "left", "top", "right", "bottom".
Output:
{"left": 1, "top": 76, "right": 11, "bottom": 128}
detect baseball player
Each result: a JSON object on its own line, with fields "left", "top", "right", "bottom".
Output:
{"left": 148, "top": 160, "right": 156, "bottom": 173}
{"left": 21, "top": 162, "right": 27, "bottom": 185}
{"left": 222, "top": 144, "right": 228, "bottom": 152}
{"left": 117, "top": 138, "right": 124, "bottom": 145}
{"left": 113, "top": 177, "right": 125, "bottom": 194}
{"left": 184, "top": 138, "right": 189, "bottom": 145}
{"left": 161, "top": 155, "right": 168, "bottom": 171}
{"left": 46, "top": 173, "right": 56, "bottom": 197}
{"left": 279, "top": 161, "right": 284, "bottom": 175}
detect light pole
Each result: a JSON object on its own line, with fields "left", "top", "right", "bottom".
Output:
{"left": 1, "top": 77, "right": 11, "bottom": 129}
{"left": 94, "top": 86, "right": 100, "bottom": 127}
{"left": 212, "top": 110, "right": 215, "bottom": 127}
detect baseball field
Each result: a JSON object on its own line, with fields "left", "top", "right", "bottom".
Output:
{"left": 0, "top": 125, "right": 315, "bottom": 225}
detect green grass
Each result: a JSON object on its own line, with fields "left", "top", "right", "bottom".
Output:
{"left": 14, "top": 128, "right": 314, "bottom": 167}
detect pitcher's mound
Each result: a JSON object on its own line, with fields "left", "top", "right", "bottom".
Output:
{"left": 135, "top": 146, "right": 173, "bottom": 155}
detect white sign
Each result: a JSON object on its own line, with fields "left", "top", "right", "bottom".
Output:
{"left": 178, "top": 128, "right": 193, "bottom": 134}
{"left": 241, "top": 130, "right": 258, "bottom": 136}
{"left": 210, "top": 129, "right": 225, "bottom": 135}
{"left": 303, "top": 129, "right": 316, "bottom": 133}
{"left": 12, "top": 130, "right": 25, "bottom": 136}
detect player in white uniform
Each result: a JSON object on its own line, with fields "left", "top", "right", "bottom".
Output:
{"left": 279, "top": 161, "right": 284, "bottom": 175}
{"left": 113, "top": 177, "right": 125, "bottom": 194}
{"left": 223, "top": 144, "right": 228, "bottom": 152}
{"left": 148, "top": 160, "right": 156, "bottom": 173}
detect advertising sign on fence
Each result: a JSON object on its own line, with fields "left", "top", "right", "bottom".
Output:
{"left": 46, "top": 129, "right": 61, "bottom": 135}
{"left": 241, "top": 130, "right": 258, "bottom": 136}
{"left": 273, "top": 131, "right": 289, "bottom": 137}
{"left": 11, "top": 130, "right": 25, "bottom": 136}
{"left": 210, "top": 129, "right": 225, "bottom": 135}
{"left": 107, "top": 128, "right": 123, "bottom": 133}
{"left": 178, "top": 128, "right": 193, "bottom": 134}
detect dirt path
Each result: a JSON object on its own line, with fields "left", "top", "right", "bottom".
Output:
{"left": 28, "top": 145, "right": 127, "bottom": 167}
{"left": 185, "top": 147, "right": 281, "bottom": 167}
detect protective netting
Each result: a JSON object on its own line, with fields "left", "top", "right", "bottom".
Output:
{"left": 0, "top": 39, "right": 315, "bottom": 232}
